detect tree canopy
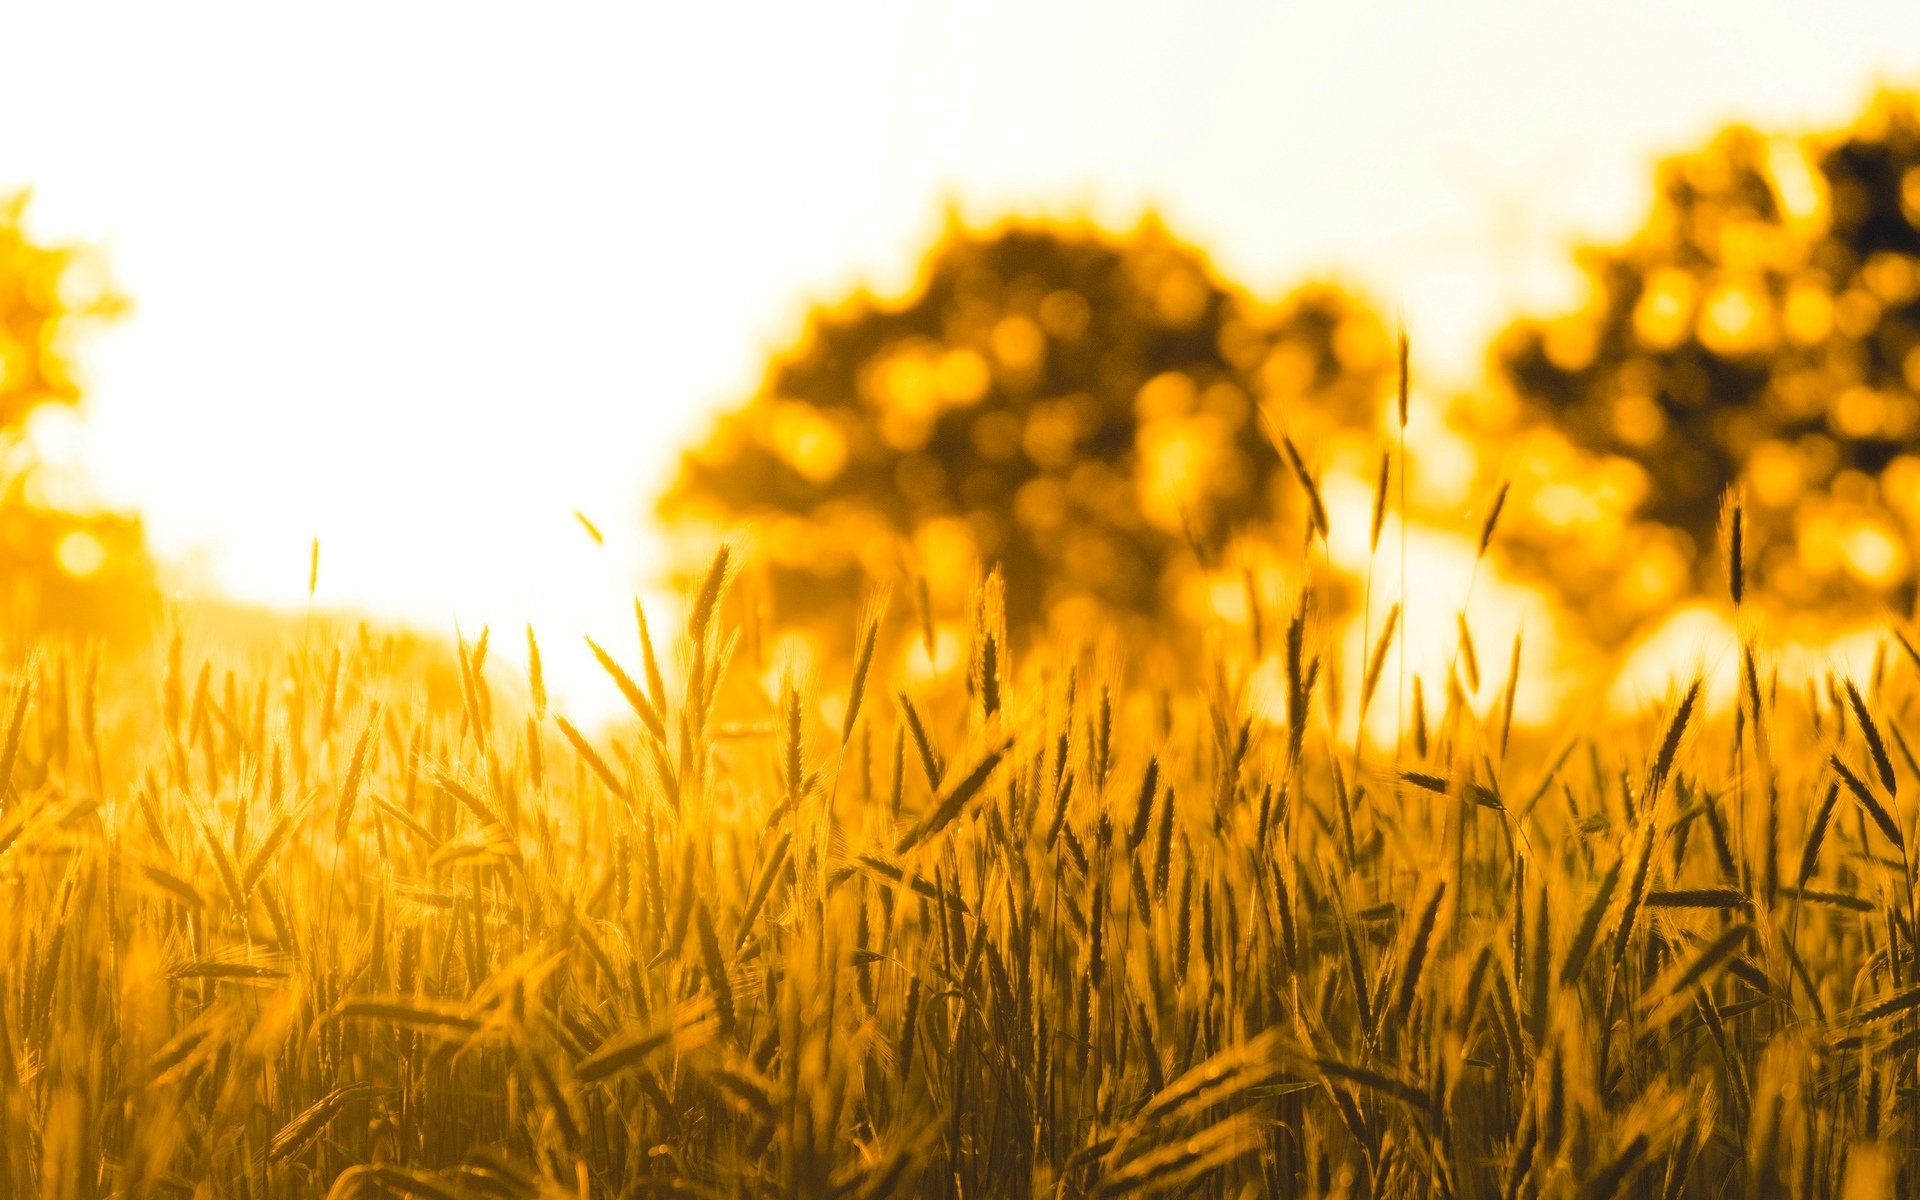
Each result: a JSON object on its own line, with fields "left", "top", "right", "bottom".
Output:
{"left": 0, "top": 192, "right": 150, "bottom": 636}
{"left": 1495, "top": 91, "right": 1920, "bottom": 625}
{"left": 0, "top": 192, "right": 123, "bottom": 428}
{"left": 662, "top": 215, "right": 1391, "bottom": 642}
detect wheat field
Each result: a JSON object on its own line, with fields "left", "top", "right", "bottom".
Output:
{"left": 1, "top": 479, "right": 1918, "bottom": 1199}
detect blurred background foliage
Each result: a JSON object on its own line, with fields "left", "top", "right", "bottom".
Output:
{"left": 666, "top": 88, "right": 1920, "bottom": 660}
{"left": 1493, "top": 90, "right": 1920, "bottom": 642}
{"left": 0, "top": 192, "right": 155, "bottom": 641}
{"left": 661, "top": 214, "right": 1391, "bottom": 657}
{"left": 0, "top": 191, "right": 123, "bottom": 425}
{"left": 16, "top": 90, "right": 1920, "bottom": 661}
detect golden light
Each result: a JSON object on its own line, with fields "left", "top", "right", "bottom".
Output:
{"left": 1697, "top": 274, "right": 1774, "bottom": 356}
{"left": 1608, "top": 602, "right": 1739, "bottom": 714}
{"left": 8, "top": 10, "right": 1920, "bottom": 1193}
{"left": 1884, "top": 454, "right": 1920, "bottom": 521}
{"left": 1830, "top": 386, "right": 1887, "bottom": 440}
{"left": 1863, "top": 250, "right": 1920, "bottom": 305}
{"left": 1746, "top": 439, "right": 1806, "bottom": 508}
{"left": 989, "top": 314, "right": 1047, "bottom": 377}
{"left": 768, "top": 402, "right": 848, "bottom": 484}
{"left": 0, "top": 4, "right": 1912, "bottom": 725}
{"left": 1842, "top": 518, "right": 1906, "bottom": 587}
{"left": 1782, "top": 279, "right": 1834, "bottom": 344}
{"left": 1135, "top": 413, "right": 1232, "bottom": 532}
{"left": 1610, "top": 392, "right": 1667, "bottom": 447}
{"left": 1765, "top": 138, "right": 1828, "bottom": 231}
{"left": 55, "top": 529, "right": 104, "bottom": 578}
{"left": 934, "top": 347, "right": 992, "bottom": 405}
{"left": 1283, "top": 463, "right": 1578, "bottom": 744}
{"left": 1903, "top": 164, "right": 1920, "bottom": 225}
{"left": 1633, "top": 268, "right": 1696, "bottom": 349}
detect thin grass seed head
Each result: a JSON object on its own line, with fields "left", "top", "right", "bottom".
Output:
{"left": 1642, "top": 677, "right": 1700, "bottom": 808}
{"left": 0, "top": 672, "right": 31, "bottom": 803}
{"left": 895, "top": 736, "right": 1011, "bottom": 855}
{"left": 1370, "top": 450, "right": 1391, "bottom": 552}
{"left": 1128, "top": 758, "right": 1159, "bottom": 851}
{"left": 1283, "top": 434, "right": 1329, "bottom": 541}
{"left": 1397, "top": 324, "right": 1410, "bottom": 428}
{"left": 1411, "top": 673, "right": 1429, "bottom": 757}
{"left": 1476, "top": 480, "right": 1510, "bottom": 560}
{"left": 1390, "top": 879, "right": 1446, "bottom": 1027}
{"left": 843, "top": 592, "right": 887, "bottom": 743}
{"left": 632, "top": 598, "right": 668, "bottom": 715}
{"left": 980, "top": 632, "right": 1002, "bottom": 720}
{"left": 1457, "top": 614, "right": 1481, "bottom": 694}
{"left": 1844, "top": 678, "right": 1896, "bottom": 796}
{"left": 586, "top": 636, "right": 666, "bottom": 743}
{"left": 1562, "top": 854, "right": 1625, "bottom": 985}
{"left": 1722, "top": 488, "right": 1745, "bottom": 607}
{"left": 690, "top": 544, "right": 732, "bottom": 645}
{"left": 1360, "top": 603, "right": 1401, "bottom": 716}
{"left": 1797, "top": 780, "right": 1841, "bottom": 888}
{"left": 1152, "top": 784, "right": 1176, "bottom": 901}
{"left": 334, "top": 711, "right": 378, "bottom": 845}
{"left": 1831, "top": 753, "right": 1902, "bottom": 850}
{"left": 783, "top": 673, "right": 805, "bottom": 803}
{"left": 1609, "top": 821, "right": 1659, "bottom": 979}
{"left": 898, "top": 691, "right": 941, "bottom": 793}
{"left": 524, "top": 626, "right": 546, "bottom": 721}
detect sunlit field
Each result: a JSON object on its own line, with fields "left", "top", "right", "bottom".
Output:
{"left": 7, "top": 418, "right": 1920, "bottom": 1198}
{"left": 11, "top": 8, "right": 1920, "bottom": 1199}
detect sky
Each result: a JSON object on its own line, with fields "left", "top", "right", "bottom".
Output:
{"left": 3, "top": 1, "right": 1919, "bottom": 715}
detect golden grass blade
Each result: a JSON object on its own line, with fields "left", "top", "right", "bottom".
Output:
{"left": 1457, "top": 614, "right": 1480, "bottom": 694}
{"left": 689, "top": 545, "right": 732, "bottom": 644}
{"left": 1477, "top": 480, "right": 1510, "bottom": 560}
{"left": 1388, "top": 880, "right": 1446, "bottom": 1028}
{"left": 1562, "top": 854, "right": 1624, "bottom": 985}
{"left": 1127, "top": 757, "right": 1159, "bottom": 851}
{"left": 335, "top": 712, "right": 378, "bottom": 845}
{"left": 1361, "top": 603, "right": 1400, "bottom": 716}
{"left": 1723, "top": 490, "right": 1744, "bottom": 607}
{"left": 584, "top": 637, "right": 666, "bottom": 742}
{"left": 1831, "top": 753, "right": 1902, "bottom": 850}
{"left": 1262, "top": 413, "right": 1329, "bottom": 541}
{"left": 0, "top": 672, "right": 30, "bottom": 803}
{"left": 1369, "top": 450, "right": 1391, "bottom": 552}
{"left": 553, "top": 716, "right": 636, "bottom": 810}
{"left": 269, "top": 1082, "right": 374, "bottom": 1164}
{"left": 525, "top": 625, "right": 546, "bottom": 720}
{"left": 896, "top": 736, "right": 1013, "bottom": 855}
{"left": 327, "top": 999, "right": 482, "bottom": 1036}
{"left": 1643, "top": 679, "right": 1700, "bottom": 807}
{"left": 1844, "top": 679, "right": 1896, "bottom": 796}
{"left": 1397, "top": 325, "right": 1410, "bottom": 428}
{"left": 897, "top": 692, "right": 942, "bottom": 794}
{"left": 843, "top": 594, "right": 887, "bottom": 743}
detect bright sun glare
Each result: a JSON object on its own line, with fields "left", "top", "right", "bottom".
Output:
{"left": 3, "top": 3, "right": 1920, "bottom": 719}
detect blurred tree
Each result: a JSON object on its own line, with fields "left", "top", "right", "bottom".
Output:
{"left": 661, "top": 214, "right": 1391, "bottom": 645}
{"left": 0, "top": 192, "right": 128, "bottom": 427}
{"left": 1496, "top": 91, "right": 1920, "bottom": 629}
{"left": 0, "top": 191, "right": 153, "bottom": 638}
